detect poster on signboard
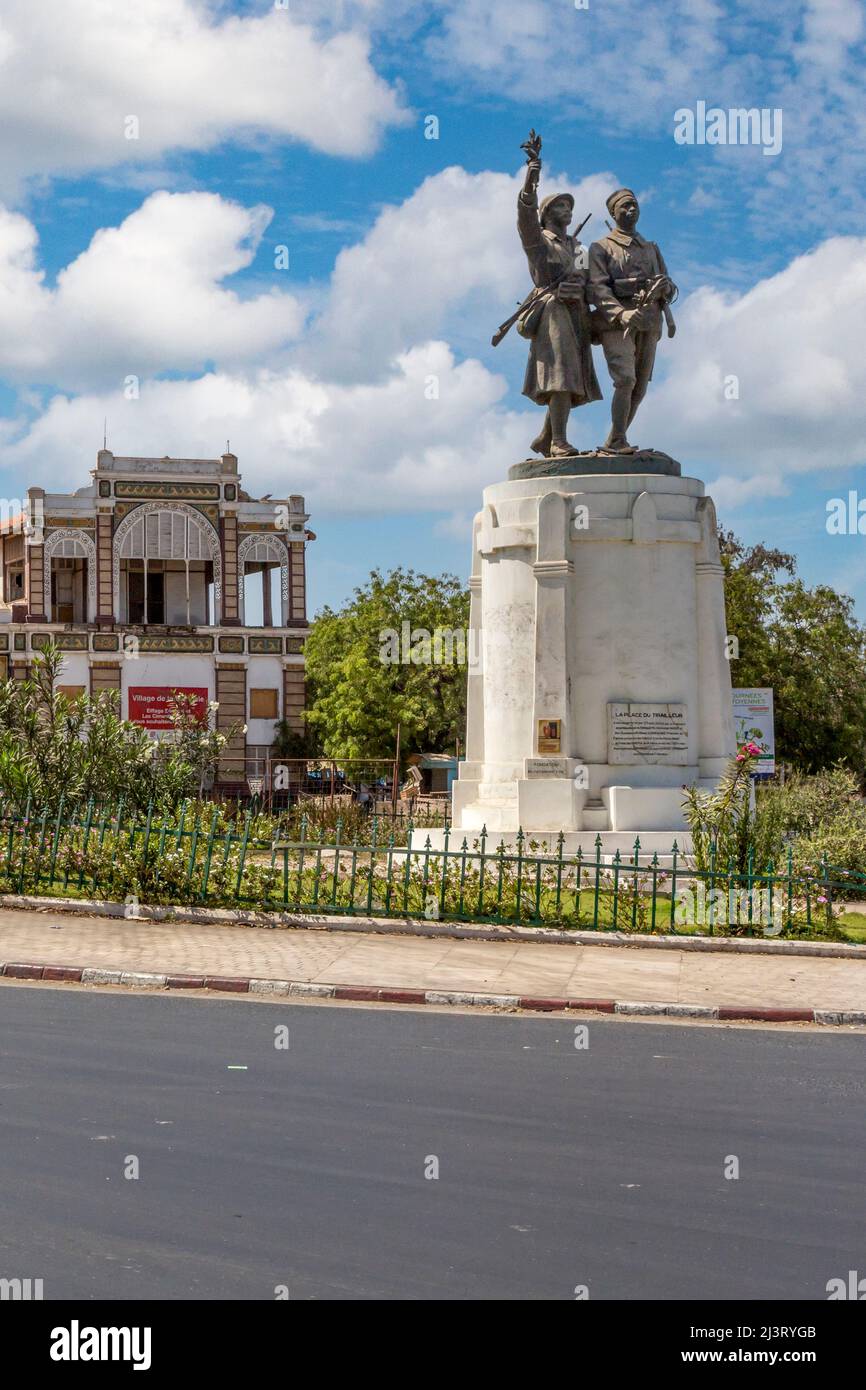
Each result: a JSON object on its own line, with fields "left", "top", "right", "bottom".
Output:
{"left": 731, "top": 688, "right": 775, "bottom": 776}
{"left": 128, "top": 686, "right": 208, "bottom": 730}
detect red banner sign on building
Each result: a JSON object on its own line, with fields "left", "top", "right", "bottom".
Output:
{"left": 128, "top": 686, "right": 209, "bottom": 730}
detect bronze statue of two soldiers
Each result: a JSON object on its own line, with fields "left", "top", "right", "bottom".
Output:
{"left": 498, "top": 130, "right": 677, "bottom": 457}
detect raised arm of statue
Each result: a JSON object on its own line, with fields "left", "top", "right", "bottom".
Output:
{"left": 517, "top": 158, "right": 545, "bottom": 266}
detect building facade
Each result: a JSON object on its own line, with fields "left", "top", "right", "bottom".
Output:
{"left": 0, "top": 450, "right": 311, "bottom": 787}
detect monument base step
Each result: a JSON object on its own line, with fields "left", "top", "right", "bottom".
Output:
{"left": 581, "top": 798, "right": 608, "bottom": 831}
{"left": 460, "top": 799, "right": 518, "bottom": 831}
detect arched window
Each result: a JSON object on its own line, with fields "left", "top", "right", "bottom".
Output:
{"left": 113, "top": 504, "right": 222, "bottom": 625}
{"left": 43, "top": 529, "right": 97, "bottom": 623}
{"left": 238, "top": 534, "right": 289, "bottom": 626}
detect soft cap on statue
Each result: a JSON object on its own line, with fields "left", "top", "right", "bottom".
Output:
{"left": 606, "top": 188, "right": 637, "bottom": 218}
{"left": 539, "top": 191, "right": 574, "bottom": 226}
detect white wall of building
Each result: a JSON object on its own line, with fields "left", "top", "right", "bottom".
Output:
{"left": 54, "top": 652, "right": 89, "bottom": 692}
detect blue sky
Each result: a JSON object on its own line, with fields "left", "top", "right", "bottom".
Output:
{"left": 0, "top": 0, "right": 864, "bottom": 616}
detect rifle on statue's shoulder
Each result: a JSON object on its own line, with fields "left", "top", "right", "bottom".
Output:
{"left": 491, "top": 267, "right": 567, "bottom": 347}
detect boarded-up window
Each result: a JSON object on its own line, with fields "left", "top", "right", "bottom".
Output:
{"left": 249, "top": 687, "right": 278, "bottom": 719}
{"left": 56, "top": 685, "right": 86, "bottom": 702}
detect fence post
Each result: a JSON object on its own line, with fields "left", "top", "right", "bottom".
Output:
{"left": 821, "top": 852, "right": 832, "bottom": 932}
{"left": 17, "top": 794, "right": 33, "bottom": 895}
{"left": 5, "top": 805, "right": 17, "bottom": 878}
{"left": 34, "top": 806, "right": 50, "bottom": 892}
{"left": 400, "top": 816, "right": 415, "bottom": 915}
{"left": 515, "top": 828, "right": 525, "bottom": 925}
{"left": 457, "top": 837, "right": 469, "bottom": 918}
{"left": 630, "top": 836, "right": 641, "bottom": 932}
{"left": 650, "top": 851, "right": 659, "bottom": 933}
{"left": 476, "top": 825, "right": 488, "bottom": 918}
{"left": 234, "top": 811, "right": 252, "bottom": 901}
{"left": 438, "top": 820, "right": 450, "bottom": 920}
{"left": 592, "top": 834, "right": 602, "bottom": 929}
{"left": 786, "top": 844, "right": 794, "bottom": 928}
{"left": 77, "top": 797, "right": 96, "bottom": 890}
{"left": 185, "top": 807, "right": 202, "bottom": 897}
{"left": 384, "top": 825, "right": 396, "bottom": 916}
{"left": 174, "top": 800, "right": 188, "bottom": 853}
{"left": 329, "top": 816, "right": 343, "bottom": 908}
{"left": 294, "top": 813, "right": 308, "bottom": 905}
{"left": 668, "top": 840, "right": 678, "bottom": 931}
{"left": 765, "top": 859, "right": 775, "bottom": 938}
{"left": 48, "top": 794, "right": 66, "bottom": 890}
{"left": 421, "top": 834, "right": 432, "bottom": 919}
{"left": 611, "top": 849, "right": 621, "bottom": 929}
{"left": 200, "top": 806, "right": 219, "bottom": 902}
{"left": 141, "top": 800, "right": 154, "bottom": 875}
{"left": 366, "top": 815, "right": 379, "bottom": 916}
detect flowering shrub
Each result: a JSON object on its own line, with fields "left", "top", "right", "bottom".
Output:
{"left": 0, "top": 642, "right": 239, "bottom": 815}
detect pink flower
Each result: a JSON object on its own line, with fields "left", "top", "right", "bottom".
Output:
{"left": 817, "top": 895, "right": 828, "bottom": 904}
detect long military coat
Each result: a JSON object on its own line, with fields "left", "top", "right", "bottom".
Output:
{"left": 517, "top": 190, "right": 602, "bottom": 407}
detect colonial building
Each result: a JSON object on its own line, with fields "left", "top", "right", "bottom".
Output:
{"left": 0, "top": 450, "right": 311, "bottom": 787}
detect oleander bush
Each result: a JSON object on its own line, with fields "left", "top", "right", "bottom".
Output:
{"left": 0, "top": 641, "right": 238, "bottom": 815}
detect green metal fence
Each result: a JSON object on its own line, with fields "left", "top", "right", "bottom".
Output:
{"left": 0, "top": 798, "right": 860, "bottom": 940}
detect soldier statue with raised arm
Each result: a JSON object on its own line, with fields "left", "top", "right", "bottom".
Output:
{"left": 496, "top": 130, "right": 601, "bottom": 459}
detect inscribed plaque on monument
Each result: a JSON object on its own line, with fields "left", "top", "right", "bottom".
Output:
{"left": 607, "top": 702, "right": 688, "bottom": 765}
{"left": 525, "top": 757, "right": 569, "bottom": 778}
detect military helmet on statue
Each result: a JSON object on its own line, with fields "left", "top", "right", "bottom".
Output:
{"left": 539, "top": 192, "right": 575, "bottom": 227}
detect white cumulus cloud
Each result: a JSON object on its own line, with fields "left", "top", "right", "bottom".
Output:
{"left": 0, "top": 0, "right": 408, "bottom": 194}
{"left": 0, "top": 191, "right": 304, "bottom": 389}
{"left": 641, "top": 236, "right": 866, "bottom": 482}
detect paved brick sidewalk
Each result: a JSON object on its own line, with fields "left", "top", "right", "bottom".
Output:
{"left": 0, "top": 906, "right": 865, "bottom": 1016}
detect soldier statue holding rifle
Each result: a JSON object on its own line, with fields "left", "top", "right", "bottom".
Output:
{"left": 588, "top": 188, "right": 677, "bottom": 454}
{"left": 495, "top": 130, "right": 601, "bottom": 459}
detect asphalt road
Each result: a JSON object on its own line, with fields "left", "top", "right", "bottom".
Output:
{"left": 0, "top": 985, "right": 863, "bottom": 1300}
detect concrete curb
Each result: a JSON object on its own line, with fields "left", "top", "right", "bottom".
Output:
{"left": 2, "top": 959, "right": 864, "bottom": 1026}
{"left": 1, "top": 893, "right": 863, "bottom": 959}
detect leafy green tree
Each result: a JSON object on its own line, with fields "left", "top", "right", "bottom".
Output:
{"left": 721, "top": 531, "right": 866, "bottom": 773}
{"left": 304, "top": 568, "right": 469, "bottom": 759}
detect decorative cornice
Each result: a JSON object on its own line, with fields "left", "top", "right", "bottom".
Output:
{"left": 114, "top": 480, "right": 221, "bottom": 500}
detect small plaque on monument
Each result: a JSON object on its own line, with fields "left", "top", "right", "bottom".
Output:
{"left": 608, "top": 702, "right": 689, "bottom": 765}
{"left": 525, "top": 757, "right": 569, "bottom": 778}
{"left": 537, "top": 718, "right": 562, "bottom": 753}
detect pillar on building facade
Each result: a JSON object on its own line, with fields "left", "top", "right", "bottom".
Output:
{"left": 288, "top": 541, "right": 307, "bottom": 623}
{"left": 221, "top": 514, "right": 240, "bottom": 625}
{"left": 25, "top": 487, "right": 47, "bottom": 621}
{"left": 282, "top": 663, "right": 305, "bottom": 735}
{"left": 96, "top": 510, "right": 114, "bottom": 627}
{"left": 216, "top": 662, "right": 247, "bottom": 783}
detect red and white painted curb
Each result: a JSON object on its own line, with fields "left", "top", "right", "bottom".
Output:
{"left": 1, "top": 960, "right": 864, "bottom": 1025}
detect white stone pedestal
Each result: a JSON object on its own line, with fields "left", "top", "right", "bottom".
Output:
{"left": 448, "top": 460, "right": 735, "bottom": 845}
